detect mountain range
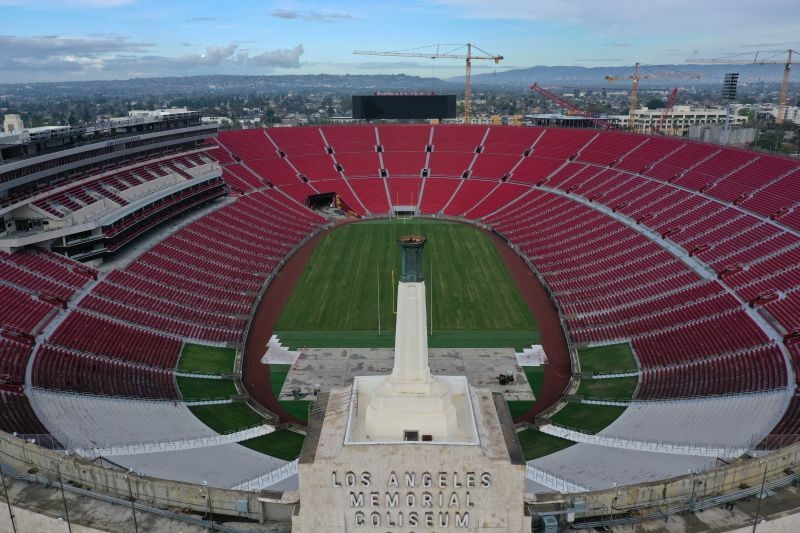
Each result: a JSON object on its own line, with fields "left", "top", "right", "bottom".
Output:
{"left": 463, "top": 63, "right": 793, "bottom": 87}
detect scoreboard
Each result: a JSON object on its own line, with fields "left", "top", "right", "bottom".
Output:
{"left": 352, "top": 94, "right": 457, "bottom": 120}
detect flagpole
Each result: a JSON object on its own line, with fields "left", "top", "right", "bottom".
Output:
{"left": 429, "top": 261, "right": 433, "bottom": 337}
{"left": 377, "top": 261, "right": 381, "bottom": 336}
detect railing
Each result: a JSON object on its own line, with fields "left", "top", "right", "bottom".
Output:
{"left": 570, "top": 469, "right": 800, "bottom": 529}
{"left": 0, "top": 462, "right": 279, "bottom": 533}
{"left": 581, "top": 399, "right": 631, "bottom": 406}
{"left": 70, "top": 423, "right": 273, "bottom": 459}
{"left": 229, "top": 458, "right": 299, "bottom": 491}
{"left": 589, "top": 370, "right": 640, "bottom": 379}
{"left": 525, "top": 465, "right": 588, "bottom": 493}
{"left": 184, "top": 399, "right": 233, "bottom": 406}
{"left": 540, "top": 423, "right": 748, "bottom": 458}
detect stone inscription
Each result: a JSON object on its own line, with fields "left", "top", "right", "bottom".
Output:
{"left": 332, "top": 470, "right": 492, "bottom": 528}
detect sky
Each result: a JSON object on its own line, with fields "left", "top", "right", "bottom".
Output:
{"left": 0, "top": 0, "right": 798, "bottom": 82}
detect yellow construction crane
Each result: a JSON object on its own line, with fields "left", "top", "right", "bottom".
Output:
{"left": 606, "top": 63, "right": 702, "bottom": 130}
{"left": 353, "top": 43, "right": 503, "bottom": 123}
{"left": 687, "top": 49, "right": 798, "bottom": 125}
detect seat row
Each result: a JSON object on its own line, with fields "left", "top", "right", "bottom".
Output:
{"left": 32, "top": 347, "right": 178, "bottom": 399}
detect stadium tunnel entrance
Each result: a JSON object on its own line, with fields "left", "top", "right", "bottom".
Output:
{"left": 305, "top": 192, "right": 361, "bottom": 218}
{"left": 392, "top": 206, "right": 417, "bottom": 217}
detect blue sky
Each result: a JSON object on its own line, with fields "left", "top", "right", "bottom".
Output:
{"left": 1, "top": 0, "right": 797, "bottom": 82}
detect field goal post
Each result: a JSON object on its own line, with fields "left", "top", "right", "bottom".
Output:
{"left": 392, "top": 190, "right": 417, "bottom": 219}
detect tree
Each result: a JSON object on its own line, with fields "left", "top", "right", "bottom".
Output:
{"left": 738, "top": 108, "right": 755, "bottom": 126}
{"left": 645, "top": 98, "right": 665, "bottom": 110}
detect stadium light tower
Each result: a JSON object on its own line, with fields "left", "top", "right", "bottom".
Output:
{"left": 353, "top": 43, "right": 503, "bottom": 123}
{"left": 721, "top": 73, "right": 739, "bottom": 145}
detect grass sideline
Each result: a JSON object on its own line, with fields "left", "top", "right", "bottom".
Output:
{"left": 577, "top": 377, "right": 638, "bottom": 400}
{"left": 507, "top": 401, "right": 534, "bottom": 419}
{"left": 517, "top": 429, "right": 574, "bottom": 461}
{"left": 279, "top": 400, "right": 311, "bottom": 421}
{"left": 269, "top": 364, "right": 310, "bottom": 422}
{"left": 550, "top": 403, "right": 627, "bottom": 434}
{"left": 577, "top": 343, "right": 637, "bottom": 374}
{"left": 276, "top": 219, "right": 537, "bottom": 349}
{"left": 505, "top": 367, "right": 546, "bottom": 420}
{"left": 177, "top": 377, "right": 238, "bottom": 401}
{"left": 178, "top": 343, "right": 237, "bottom": 375}
{"left": 275, "top": 329, "right": 538, "bottom": 351}
{"left": 269, "top": 364, "right": 291, "bottom": 395}
{"left": 240, "top": 429, "right": 305, "bottom": 461}
{"left": 526, "top": 367, "right": 545, "bottom": 397}
{"left": 189, "top": 403, "right": 265, "bottom": 434}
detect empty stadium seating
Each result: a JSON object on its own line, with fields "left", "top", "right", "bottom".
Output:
{"left": 3, "top": 123, "right": 800, "bottom": 474}
{"left": 0, "top": 334, "right": 34, "bottom": 383}
{"left": 29, "top": 389, "right": 216, "bottom": 447}
{"left": 0, "top": 389, "right": 50, "bottom": 436}
{"left": 30, "top": 152, "right": 213, "bottom": 218}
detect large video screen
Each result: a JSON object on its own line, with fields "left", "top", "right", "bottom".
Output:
{"left": 352, "top": 95, "right": 457, "bottom": 120}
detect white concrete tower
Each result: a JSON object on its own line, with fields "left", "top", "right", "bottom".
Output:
{"left": 390, "top": 236, "right": 432, "bottom": 389}
{"left": 294, "top": 234, "right": 529, "bottom": 531}
{"left": 364, "top": 236, "right": 458, "bottom": 441}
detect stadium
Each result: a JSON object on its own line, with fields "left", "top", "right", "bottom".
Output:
{"left": 1, "top": 109, "right": 800, "bottom": 531}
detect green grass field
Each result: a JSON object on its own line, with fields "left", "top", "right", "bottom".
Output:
{"left": 577, "top": 343, "right": 637, "bottom": 374}
{"left": 178, "top": 343, "right": 237, "bottom": 375}
{"left": 240, "top": 429, "right": 305, "bottom": 461}
{"left": 269, "top": 364, "right": 310, "bottom": 422}
{"left": 517, "top": 429, "right": 575, "bottom": 461}
{"left": 505, "top": 368, "right": 545, "bottom": 419}
{"left": 550, "top": 403, "right": 627, "bottom": 434}
{"left": 506, "top": 401, "right": 534, "bottom": 418}
{"left": 177, "top": 377, "right": 238, "bottom": 401}
{"left": 269, "top": 364, "right": 291, "bottom": 394}
{"left": 276, "top": 329, "right": 538, "bottom": 350}
{"left": 189, "top": 403, "right": 265, "bottom": 434}
{"left": 275, "top": 219, "right": 537, "bottom": 349}
{"left": 577, "top": 377, "right": 638, "bottom": 400}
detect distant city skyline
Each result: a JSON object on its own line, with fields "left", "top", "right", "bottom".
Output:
{"left": 0, "top": 0, "right": 797, "bottom": 82}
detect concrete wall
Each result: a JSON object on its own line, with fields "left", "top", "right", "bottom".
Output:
{"left": 729, "top": 512, "right": 800, "bottom": 533}
{"left": 687, "top": 124, "right": 757, "bottom": 146}
{"left": 0, "top": 431, "right": 295, "bottom": 523}
{"left": 294, "top": 386, "right": 529, "bottom": 532}
{"left": 0, "top": 504, "right": 107, "bottom": 533}
{"left": 528, "top": 441, "right": 800, "bottom": 522}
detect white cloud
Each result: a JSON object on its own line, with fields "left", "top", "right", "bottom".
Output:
{"left": 247, "top": 45, "right": 304, "bottom": 68}
{"left": 185, "top": 16, "right": 215, "bottom": 23}
{"left": 99, "top": 43, "right": 304, "bottom": 74}
{"left": 269, "top": 9, "right": 357, "bottom": 22}
{"left": 175, "top": 44, "right": 239, "bottom": 66}
{"left": 0, "top": 34, "right": 150, "bottom": 57}
{"left": 0, "top": 34, "right": 304, "bottom": 80}
{"left": 427, "top": 0, "right": 800, "bottom": 43}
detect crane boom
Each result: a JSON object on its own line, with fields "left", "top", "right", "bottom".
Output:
{"left": 606, "top": 63, "right": 701, "bottom": 130}
{"left": 353, "top": 51, "right": 470, "bottom": 59}
{"left": 353, "top": 43, "right": 503, "bottom": 123}
{"left": 779, "top": 50, "right": 793, "bottom": 125}
{"left": 687, "top": 49, "right": 798, "bottom": 124}
{"left": 653, "top": 88, "right": 679, "bottom": 135}
{"left": 530, "top": 83, "right": 614, "bottom": 130}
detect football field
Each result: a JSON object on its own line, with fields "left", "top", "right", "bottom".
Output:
{"left": 275, "top": 219, "right": 538, "bottom": 349}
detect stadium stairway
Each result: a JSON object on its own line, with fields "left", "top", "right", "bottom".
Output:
{"left": 540, "top": 390, "right": 784, "bottom": 459}
{"left": 532, "top": 182, "right": 795, "bottom": 376}
{"left": 528, "top": 443, "right": 715, "bottom": 492}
